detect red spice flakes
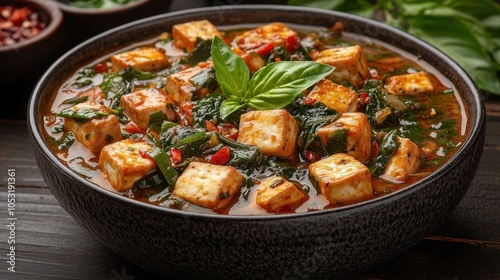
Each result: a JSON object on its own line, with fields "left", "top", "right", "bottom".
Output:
{"left": 0, "top": 5, "right": 47, "bottom": 46}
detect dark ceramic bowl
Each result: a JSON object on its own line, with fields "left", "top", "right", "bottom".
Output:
{"left": 28, "top": 5, "right": 485, "bottom": 280}
{"left": 56, "top": 0, "right": 171, "bottom": 45}
{"left": 0, "top": 0, "right": 63, "bottom": 86}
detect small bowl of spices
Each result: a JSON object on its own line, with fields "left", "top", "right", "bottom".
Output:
{"left": 0, "top": 0, "right": 63, "bottom": 120}
{"left": 0, "top": 0, "right": 63, "bottom": 85}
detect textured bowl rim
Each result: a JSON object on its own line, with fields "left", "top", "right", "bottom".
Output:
{"left": 28, "top": 4, "right": 485, "bottom": 222}
{"left": 0, "top": 0, "right": 63, "bottom": 52}
{"left": 56, "top": 0, "right": 150, "bottom": 15}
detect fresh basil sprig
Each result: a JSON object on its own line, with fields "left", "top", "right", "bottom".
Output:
{"left": 211, "top": 36, "right": 334, "bottom": 119}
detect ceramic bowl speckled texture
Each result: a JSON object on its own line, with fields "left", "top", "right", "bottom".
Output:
{"left": 28, "top": 5, "right": 485, "bottom": 280}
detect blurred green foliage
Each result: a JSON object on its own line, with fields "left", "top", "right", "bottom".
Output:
{"left": 288, "top": 0, "right": 500, "bottom": 95}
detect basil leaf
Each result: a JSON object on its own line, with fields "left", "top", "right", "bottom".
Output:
{"left": 211, "top": 36, "right": 250, "bottom": 98}
{"left": 219, "top": 99, "right": 245, "bottom": 121}
{"left": 247, "top": 61, "right": 333, "bottom": 110}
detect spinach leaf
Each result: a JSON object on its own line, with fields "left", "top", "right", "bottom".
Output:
{"left": 49, "top": 132, "right": 75, "bottom": 151}
{"left": 180, "top": 39, "right": 213, "bottom": 66}
{"left": 191, "top": 94, "right": 224, "bottom": 128}
{"left": 57, "top": 106, "right": 108, "bottom": 122}
{"left": 294, "top": 99, "right": 340, "bottom": 155}
{"left": 369, "top": 129, "right": 399, "bottom": 177}
{"left": 216, "top": 134, "right": 263, "bottom": 174}
{"left": 100, "top": 75, "right": 133, "bottom": 99}
{"left": 158, "top": 124, "right": 210, "bottom": 155}
{"left": 147, "top": 146, "right": 178, "bottom": 187}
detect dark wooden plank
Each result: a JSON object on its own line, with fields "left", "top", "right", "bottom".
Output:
{"left": 0, "top": 120, "right": 46, "bottom": 188}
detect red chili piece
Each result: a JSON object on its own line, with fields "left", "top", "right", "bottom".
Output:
{"left": 94, "top": 62, "right": 108, "bottom": 73}
{"left": 285, "top": 35, "right": 299, "bottom": 53}
{"left": 124, "top": 123, "right": 145, "bottom": 134}
{"left": 254, "top": 42, "right": 274, "bottom": 56}
{"left": 205, "top": 120, "right": 218, "bottom": 132}
{"left": 211, "top": 146, "right": 231, "bottom": 165}
{"left": 170, "top": 148, "right": 183, "bottom": 164}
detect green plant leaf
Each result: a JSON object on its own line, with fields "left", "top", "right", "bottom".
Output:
{"left": 219, "top": 99, "right": 245, "bottom": 120}
{"left": 247, "top": 61, "right": 334, "bottom": 110}
{"left": 211, "top": 36, "right": 250, "bottom": 98}
{"left": 407, "top": 15, "right": 500, "bottom": 94}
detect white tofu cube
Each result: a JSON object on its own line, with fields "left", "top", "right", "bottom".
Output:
{"left": 120, "top": 88, "right": 177, "bottom": 130}
{"left": 237, "top": 109, "right": 299, "bottom": 158}
{"left": 382, "top": 137, "right": 420, "bottom": 182}
{"left": 315, "top": 45, "right": 370, "bottom": 89}
{"left": 234, "top": 22, "right": 299, "bottom": 53}
{"left": 308, "top": 153, "right": 373, "bottom": 205}
{"left": 111, "top": 47, "right": 169, "bottom": 72}
{"left": 64, "top": 103, "right": 122, "bottom": 154}
{"left": 98, "top": 139, "right": 156, "bottom": 192}
{"left": 256, "top": 176, "right": 309, "bottom": 213}
{"left": 172, "top": 20, "right": 223, "bottom": 52}
{"left": 165, "top": 61, "right": 213, "bottom": 105}
{"left": 308, "top": 79, "right": 358, "bottom": 113}
{"left": 384, "top": 72, "right": 447, "bottom": 95}
{"left": 173, "top": 162, "right": 244, "bottom": 211}
{"left": 316, "top": 112, "right": 372, "bottom": 162}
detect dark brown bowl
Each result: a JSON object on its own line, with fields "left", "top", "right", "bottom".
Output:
{"left": 0, "top": 0, "right": 63, "bottom": 86}
{"left": 56, "top": 0, "right": 171, "bottom": 45}
{"left": 28, "top": 5, "right": 485, "bottom": 279}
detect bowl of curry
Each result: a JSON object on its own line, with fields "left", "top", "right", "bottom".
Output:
{"left": 28, "top": 5, "right": 485, "bottom": 279}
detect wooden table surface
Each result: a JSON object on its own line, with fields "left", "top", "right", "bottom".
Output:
{"left": 1, "top": 1, "right": 499, "bottom": 279}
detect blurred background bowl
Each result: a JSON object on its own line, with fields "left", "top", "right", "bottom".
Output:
{"left": 0, "top": 0, "right": 63, "bottom": 119}
{"left": 0, "top": 0, "right": 63, "bottom": 86}
{"left": 56, "top": 0, "right": 171, "bottom": 46}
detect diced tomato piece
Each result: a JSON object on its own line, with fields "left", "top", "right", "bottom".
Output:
{"left": 254, "top": 42, "right": 274, "bottom": 56}
{"left": 205, "top": 120, "right": 218, "bottom": 132}
{"left": 170, "top": 148, "right": 183, "bottom": 164}
{"left": 124, "top": 123, "right": 145, "bottom": 134}
{"left": 310, "top": 49, "right": 319, "bottom": 60}
{"left": 210, "top": 146, "right": 231, "bottom": 165}
{"left": 285, "top": 35, "right": 299, "bottom": 53}
{"left": 94, "top": 62, "right": 108, "bottom": 73}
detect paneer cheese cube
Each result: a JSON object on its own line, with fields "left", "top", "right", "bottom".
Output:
{"left": 256, "top": 176, "right": 309, "bottom": 213}
{"left": 234, "top": 22, "right": 299, "bottom": 53}
{"left": 98, "top": 139, "right": 156, "bottom": 192}
{"left": 166, "top": 61, "right": 213, "bottom": 105}
{"left": 173, "top": 162, "right": 244, "bottom": 211}
{"left": 237, "top": 109, "right": 299, "bottom": 158}
{"left": 64, "top": 103, "right": 122, "bottom": 154}
{"left": 316, "top": 112, "right": 372, "bottom": 162}
{"left": 172, "top": 20, "right": 223, "bottom": 53}
{"left": 315, "top": 45, "right": 370, "bottom": 89}
{"left": 384, "top": 72, "right": 447, "bottom": 95}
{"left": 308, "top": 153, "right": 373, "bottom": 205}
{"left": 382, "top": 137, "right": 420, "bottom": 182}
{"left": 120, "top": 88, "right": 177, "bottom": 130}
{"left": 111, "top": 47, "right": 169, "bottom": 72}
{"left": 308, "top": 79, "right": 358, "bottom": 113}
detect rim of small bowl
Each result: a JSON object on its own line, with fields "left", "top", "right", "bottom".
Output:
{"left": 0, "top": 0, "right": 63, "bottom": 52}
{"left": 56, "top": 0, "right": 150, "bottom": 15}
{"left": 28, "top": 4, "right": 485, "bottom": 222}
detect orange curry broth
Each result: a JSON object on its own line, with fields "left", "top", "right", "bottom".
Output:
{"left": 42, "top": 23, "right": 468, "bottom": 215}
